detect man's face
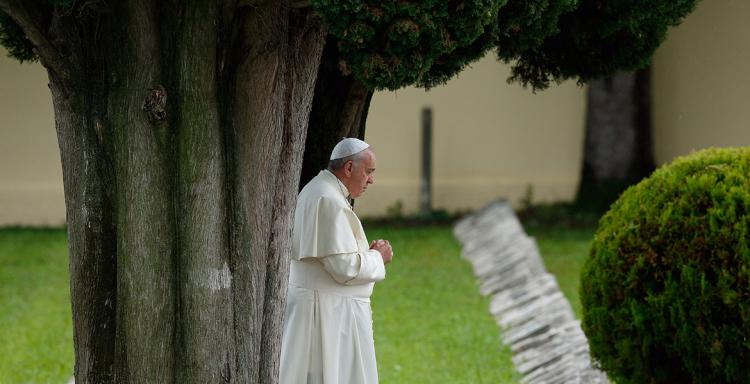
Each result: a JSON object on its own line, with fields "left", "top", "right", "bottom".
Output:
{"left": 345, "top": 149, "right": 376, "bottom": 198}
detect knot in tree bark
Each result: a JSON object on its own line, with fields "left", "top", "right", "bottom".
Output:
{"left": 142, "top": 85, "right": 167, "bottom": 123}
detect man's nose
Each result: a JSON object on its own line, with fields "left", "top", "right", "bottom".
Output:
{"left": 368, "top": 175, "right": 374, "bottom": 184}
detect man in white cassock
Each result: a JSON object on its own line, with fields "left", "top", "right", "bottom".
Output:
{"left": 280, "top": 138, "right": 393, "bottom": 384}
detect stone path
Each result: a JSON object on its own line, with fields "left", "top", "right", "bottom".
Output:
{"left": 453, "top": 201, "right": 610, "bottom": 384}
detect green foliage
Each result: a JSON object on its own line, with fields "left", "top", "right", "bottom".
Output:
{"left": 502, "top": 0, "right": 699, "bottom": 89}
{"left": 496, "top": 0, "right": 577, "bottom": 65}
{"left": 4, "top": 0, "right": 698, "bottom": 90}
{"left": 580, "top": 147, "right": 750, "bottom": 383}
{"left": 311, "top": 0, "right": 504, "bottom": 90}
{"left": 0, "top": 11, "right": 38, "bottom": 62}
{"left": 0, "top": 0, "right": 74, "bottom": 63}
{"left": 312, "top": 0, "right": 698, "bottom": 91}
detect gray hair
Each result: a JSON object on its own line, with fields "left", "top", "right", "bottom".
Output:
{"left": 328, "top": 150, "right": 367, "bottom": 171}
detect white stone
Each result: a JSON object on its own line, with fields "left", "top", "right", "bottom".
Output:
{"left": 453, "top": 201, "right": 610, "bottom": 384}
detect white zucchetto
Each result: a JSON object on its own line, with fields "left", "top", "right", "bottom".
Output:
{"left": 329, "top": 138, "right": 370, "bottom": 160}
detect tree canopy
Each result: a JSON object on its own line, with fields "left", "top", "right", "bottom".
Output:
{"left": 310, "top": 0, "right": 699, "bottom": 90}
{"left": 2, "top": 0, "right": 699, "bottom": 91}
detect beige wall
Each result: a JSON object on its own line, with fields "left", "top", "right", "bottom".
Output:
{"left": 0, "top": 50, "right": 64, "bottom": 226}
{"left": 357, "top": 55, "right": 586, "bottom": 217}
{"left": 652, "top": 0, "right": 750, "bottom": 164}
{"left": 0, "top": 47, "right": 587, "bottom": 224}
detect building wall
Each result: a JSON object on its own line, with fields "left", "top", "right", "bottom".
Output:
{"left": 0, "top": 48, "right": 586, "bottom": 224}
{"left": 0, "top": 52, "right": 63, "bottom": 226}
{"left": 652, "top": 0, "right": 750, "bottom": 164}
{"left": 357, "top": 56, "right": 586, "bottom": 217}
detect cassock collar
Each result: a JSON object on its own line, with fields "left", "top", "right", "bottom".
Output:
{"left": 322, "top": 169, "right": 351, "bottom": 199}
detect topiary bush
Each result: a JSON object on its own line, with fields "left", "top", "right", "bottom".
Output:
{"left": 580, "top": 147, "right": 750, "bottom": 384}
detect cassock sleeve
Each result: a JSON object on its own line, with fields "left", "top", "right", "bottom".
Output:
{"left": 320, "top": 250, "right": 386, "bottom": 285}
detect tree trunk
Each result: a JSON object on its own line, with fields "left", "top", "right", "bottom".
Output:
{"left": 300, "top": 35, "right": 374, "bottom": 189}
{"left": 30, "top": 2, "right": 325, "bottom": 382}
{"left": 575, "top": 68, "right": 655, "bottom": 212}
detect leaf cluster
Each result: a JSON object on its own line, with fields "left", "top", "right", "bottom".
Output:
{"left": 502, "top": 0, "right": 699, "bottom": 89}
{"left": 311, "top": 0, "right": 503, "bottom": 90}
{"left": 0, "top": 11, "right": 37, "bottom": 62}
{"left": 312, "top": 0, "right": 699, "bottom": 91}
{"left": 580, "top": 147, "right": 750, "bottom": 383}
{"left": 0, "top": 0, "right": 72, "bottom": 62}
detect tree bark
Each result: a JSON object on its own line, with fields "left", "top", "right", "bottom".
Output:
{"left": 300, "top": 35, "right": 374, "bottom": 189}
{"left": 575, "top": 68, "right": 655, "bottom": 212}
{"left": 6, "top": 1, "right": 325, "bottom": 382}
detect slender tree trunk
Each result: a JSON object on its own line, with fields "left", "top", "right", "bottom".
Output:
{"left": 22, "top": 2, "right": 326, "bottom": 382}
{"left": 300, "top": 36, "right": 374, "bottom": 188}
{"left": 575, "top": 68, "right": 655, "bottom": 212}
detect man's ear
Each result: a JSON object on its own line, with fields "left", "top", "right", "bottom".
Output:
{"left": 344, "top": 160, "right": 354, "bottom": 176}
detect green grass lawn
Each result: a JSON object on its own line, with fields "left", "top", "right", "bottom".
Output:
{"left": 368, "top": 226, "right": 520, "bottom": 384}
{"left": 0, "top": 224, "right": 595, "bottom": 383}
{"left": 527, "top": 226, "right": 596, "bottom": 318}
{"left": 0, "top": 228, "right": 73, "bottom": 384}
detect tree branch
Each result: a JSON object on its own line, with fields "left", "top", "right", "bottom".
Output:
{"left": 0, "top": 0, "right": 68, "bottom": 78}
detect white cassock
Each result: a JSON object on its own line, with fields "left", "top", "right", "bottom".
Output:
{"left": 280, "top": 170, "right": 386, "bottom": 384}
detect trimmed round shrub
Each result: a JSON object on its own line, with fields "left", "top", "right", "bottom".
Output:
{"left": 581, "top": 147, "right": 750, "bottom": 384}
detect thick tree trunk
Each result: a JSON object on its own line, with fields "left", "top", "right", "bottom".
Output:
{"left": 575, "top": 68, "right": 655, "bottom": 212}
{"left": 300, "top": 36, "right": 374, "bottom": 189}
{"left": 29, "top": 2, "right": 326, "bottom": 382}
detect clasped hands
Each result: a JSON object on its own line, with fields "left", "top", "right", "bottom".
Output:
{"left": 370, "top": 239, "right": 393, "bottom": 265}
